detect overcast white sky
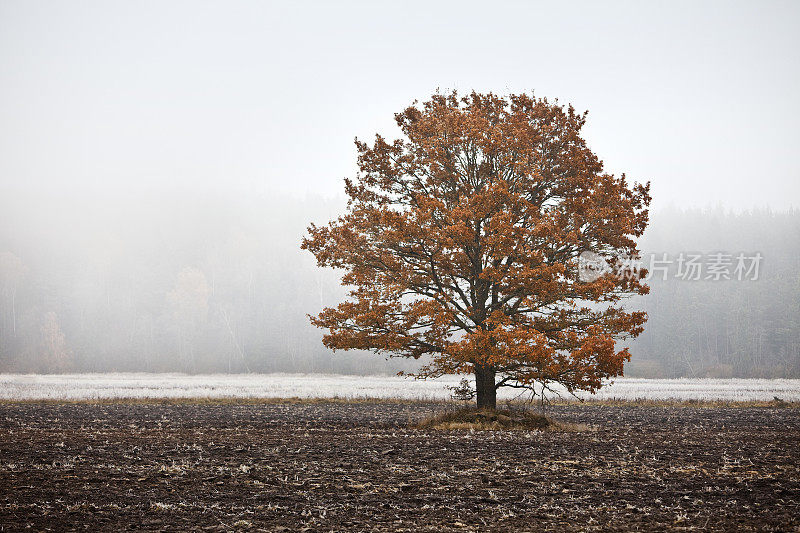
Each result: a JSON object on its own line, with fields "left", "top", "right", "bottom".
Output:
{"left": 1, "top": 0, "right": 798, "bottom": 209}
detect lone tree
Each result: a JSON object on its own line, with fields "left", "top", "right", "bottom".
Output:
{"left": 302, "top": 91, "right": 650, "bottom": 410}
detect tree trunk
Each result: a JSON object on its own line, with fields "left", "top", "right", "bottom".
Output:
{"left": 474, "top": 364, "right": 497, "bottom": 410}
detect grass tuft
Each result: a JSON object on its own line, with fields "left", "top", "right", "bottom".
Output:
{"left": 413, "top": 407, "right": 560, "bottom": 431}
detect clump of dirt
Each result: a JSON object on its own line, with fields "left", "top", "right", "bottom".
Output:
{"left": 414, "top": 407, "right": 553, "bottom": 430}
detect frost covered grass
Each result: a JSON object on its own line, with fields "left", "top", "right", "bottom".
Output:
{"left": 570, "top": 377, "right": 800, "bottom": 403}
{"left": 0, "top": 373, "right": 454, "bottom": 402}
{"left": 0, "top": 373, "right": 799, "bottom": 403}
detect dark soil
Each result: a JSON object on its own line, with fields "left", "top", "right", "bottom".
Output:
{"left": 1, "top": 401, "right": 798, "bottom": 531}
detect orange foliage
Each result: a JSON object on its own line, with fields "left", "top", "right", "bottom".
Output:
{"left": 302, "top": 91, "right": 650, "bottom": 402}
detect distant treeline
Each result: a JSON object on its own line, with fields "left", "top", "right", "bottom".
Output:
{"left": 0, "top": 187, "right": 798, "bottom": 377}
{"left": 628, "top": 207, "right": 800, "bottom": 378}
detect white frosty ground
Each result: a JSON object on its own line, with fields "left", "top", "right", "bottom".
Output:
{"left": 1, "top": 373, "right": 799, "bottom": 402}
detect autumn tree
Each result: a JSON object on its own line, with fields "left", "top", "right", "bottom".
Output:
{"left": 302, "top": 91, "right": 651, "bottom": 409}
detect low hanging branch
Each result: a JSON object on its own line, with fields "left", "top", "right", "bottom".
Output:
{"left": 302, "top": 91, "right": 651, "bottom": 409}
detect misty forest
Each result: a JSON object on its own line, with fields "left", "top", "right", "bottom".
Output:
{"left": 1, "top": 187, "right": 797, "bottom": 378}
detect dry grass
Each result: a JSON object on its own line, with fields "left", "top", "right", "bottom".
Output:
{"left": 411, "top": 407, "right": 591, "bottom": 431}
{"left": 546, "top": 397, "right": 798, "bottom": 409}
{"left": 549, "top": 420, "right": 598, "bottom": 432}
{"left": 0, "top": 396, "right": 796, "bottom": 409}
{"left": 0, "top": 396, "right": 429, "bottom": 406}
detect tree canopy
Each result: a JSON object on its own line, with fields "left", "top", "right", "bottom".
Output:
{"left": 314, "top": 91, "right": 651, "bottom": 408}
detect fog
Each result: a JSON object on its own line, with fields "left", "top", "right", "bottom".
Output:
{"left": 1, "top": 1, "right": 798, "bottom": 376}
